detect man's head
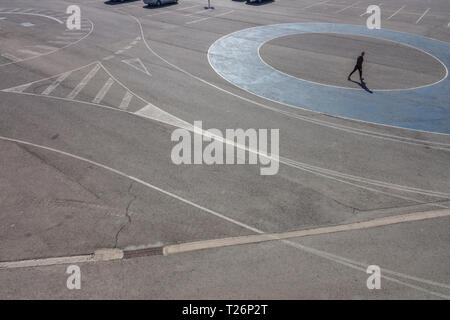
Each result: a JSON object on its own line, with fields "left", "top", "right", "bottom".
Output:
{"left": 361, "top": 51, "right": 365, "bottom": 56}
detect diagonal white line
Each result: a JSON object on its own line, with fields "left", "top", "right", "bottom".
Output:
{"left": 387, "top": 5, "right": 405, "bottom": 20}
{"left": 67, "top": 64, "right": 101, "bottom": 99}
{"left": 42, "top": 71, "right": 72, "bottom": 95}
{"left": 119, "top": 91, "right": 133, "bottom": 110}
{"left": 416, "top": 8, "right": 430, "bottom": 24}
{"left": 92, "top": 77, "right": 114, "bottom": 104}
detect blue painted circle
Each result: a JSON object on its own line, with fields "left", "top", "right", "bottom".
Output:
{"left": 208, "top": 23, "right": 450, "bottom": 134}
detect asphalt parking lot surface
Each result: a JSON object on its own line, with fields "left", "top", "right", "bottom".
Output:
{"left": 0, "top": 0, "right": 449, "bottom": 299}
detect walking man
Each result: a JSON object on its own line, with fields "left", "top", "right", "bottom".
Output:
{"left": 348, "top": 51, "right": 365, "bottom": 82}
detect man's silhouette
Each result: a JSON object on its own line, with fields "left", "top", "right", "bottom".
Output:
{"left": 348, "top": 51, "right": 365, "bottom": 82}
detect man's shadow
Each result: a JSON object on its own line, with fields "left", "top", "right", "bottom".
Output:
{"left": 348, "top": 79, "right": 373, "bottom": 94}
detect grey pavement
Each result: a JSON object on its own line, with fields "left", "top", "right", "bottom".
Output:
{"left": 0, "top": 0, "right": 449, "bottom": 299}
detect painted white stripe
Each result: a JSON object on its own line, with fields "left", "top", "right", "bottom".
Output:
{"left": 66, "top": 64, "right": 101, "bottom": 99}
{"left": 20, "top": 22, "right": 34, "bottom": 27}
{"left": 115, "top": 50, "right": 124, "bottom": 55}
{"left": 102, "top": 55, "right": 115, "bottom": 61}
{"left": 186, "top": 10, "right": 234, "bottom": 25}
{"left": 92, "top": 77, "right": 114, "bottom": 104}
{"left": 164, "top": 209, "right": 450, "bottom": 255}
{"left": 2, "top": 53, "right": 21, "bottom": 62}
{"left": 416, "top": 8, "right": 430, "bottom": 24}
{"left": 302, "top": 0, "right": 330, "bottom": 10}
{"left": 8, "top": 8, "right": 21, "bottom": 12}
{"left": 2, "top": 83, "right": 32, "bottom": 93}
{"left": 387, "top": 5, "right": 405, "bottom": 20}
{"left": 119, "top": 91, "right": 133, "bottom": 110}
{"left": 42, "top": 71, "right": 72, "bottom": 95}
{"left": 124, "top": 45, "right": 133, "bottom": 50}
{"left": 335, "top": 1, "right": 360, "bottom": 14}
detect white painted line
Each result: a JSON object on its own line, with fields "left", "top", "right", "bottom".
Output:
{"left": 20, "top": 22, "right": 34, "bottom": 27}
{"left": 92, "top": 77, "right": 114, "bottom": 104}
{"left": 416, "top": 8, "right": 430, "bottom": 24}
{"left": 164, "top": 208, "right": 450, "bottom": 255}
{"left": 102, "top": 55, "right": 115, "bottom": 61}
{"left": 335, "top": 1, "right": 360, "bottom": 14}
{"left": 301, "top": 0, "right": 330, "bottom": 10}
{"left": 0, "top": 17, "right": 6, "bottom": 20}
{"left": 119, "top": 91, "right": 133, "bottom": 110}
{"left": 66, "top": 64, "right": 101, "bottom": 99}
{"left": 42, "top": 71, "right": 72, "bottom": 95}
{"left": 1, "top": 53, "right": 21, "bottom": 62}
{"left": 121, "top": 57, "right": 151, "bottom": 75}
{"left": 387, "top": 5, "right": 405, "bottom": 20}
{"left": 448, "top": 20, "right": 450, "bottom": 28}
{"left": 2, "top": 82, "right": 31, "bottom": 93}
{"left": 124, "top": 45, "right": 133, "bottom": 50}
{"left": 186, "top": 10, "right": 234, "bottom": 25}
{"left": 115, "top": 50, "right": 124, "bottom": 55}
{"left": 8, "top": 8, "right": 21, "bottom": 12}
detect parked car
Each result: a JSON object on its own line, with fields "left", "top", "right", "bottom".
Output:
{"left": 143, "top": 0, "right": 178, "bottom": 6}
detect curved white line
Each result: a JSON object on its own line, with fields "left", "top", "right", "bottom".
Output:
{"left": 256, "top": 32, "right": 448, "bottom": 92}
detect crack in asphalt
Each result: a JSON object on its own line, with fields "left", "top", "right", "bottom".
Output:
{"left": 114, "top": 182, "right": 135, "bottom": 248}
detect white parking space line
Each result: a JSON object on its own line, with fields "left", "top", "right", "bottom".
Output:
{"left": 302, "top": 0, "right": 330, "bottom": 10}
{"left": 42, "top": 71, "right": 72, "bottom": 95}
{"left": 386, "top": 5, "right": 405, "bottom": 20}
{"left": 92, "top": 77, "right": 114, "bottom": 104}
{"left": 416, "top": 8, "right": 430, "bottom": 24}
{"left": 0, "top": 17, "right": 6, "bottom": 20}
{"left": 119, "top": 91, "right": 133, "bottom": 110}
{"left": 67, "top": 64, "right": 100, "bottom": 99}
{"left": 186, "top": 10, "right": 234, "bottom": 25}
{"left": 335, "top": 1, "right": 360, "bottom": 14}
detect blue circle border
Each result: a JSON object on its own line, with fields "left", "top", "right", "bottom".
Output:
{"left": 208, "top": 23, "right": 450, "bottom": 134}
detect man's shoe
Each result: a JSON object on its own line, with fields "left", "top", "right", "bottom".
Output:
{"left": 347, "top": 77, "right": 351, "bottom": 81}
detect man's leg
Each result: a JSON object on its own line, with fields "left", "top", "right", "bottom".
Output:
{"left": 348, "top": 66, "right": 358, "bottom": 80}
{"left": 358, "top": 68, "right": 363, "bottom": 81}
